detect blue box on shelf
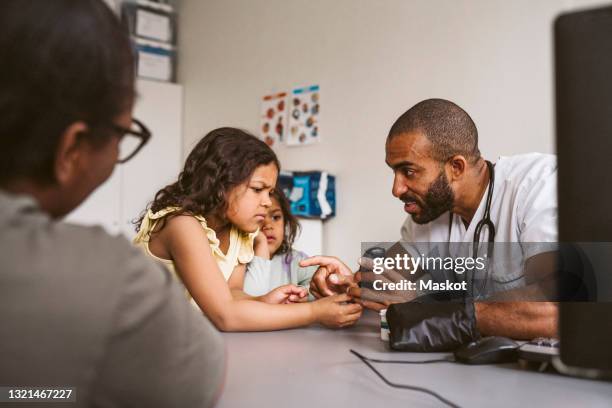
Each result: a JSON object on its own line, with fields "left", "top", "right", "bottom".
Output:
{"left": 278, "top": 171, "right": 336, "bottom": 219}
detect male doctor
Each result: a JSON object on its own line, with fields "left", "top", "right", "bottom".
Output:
{"left": 302, "top": 98, "right": 558, "bottom": 339}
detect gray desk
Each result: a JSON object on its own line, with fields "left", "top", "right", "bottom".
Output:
{"left": 218, "top": 310, "right": 612, "bottom": 407}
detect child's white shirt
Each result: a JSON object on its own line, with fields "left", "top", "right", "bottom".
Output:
{"left": 244, "top": 249, "right": 316, "bottom": 297}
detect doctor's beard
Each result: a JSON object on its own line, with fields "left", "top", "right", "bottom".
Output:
{"left": 401, "top": 170, "right": 455, "bottom": 225}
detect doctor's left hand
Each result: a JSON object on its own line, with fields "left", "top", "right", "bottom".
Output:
{"left": 349, "top": 257, "right": 418, "bottom": 311}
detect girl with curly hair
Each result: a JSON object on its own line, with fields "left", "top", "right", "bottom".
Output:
{"left": 133, "top": 128, "right": 361, "bottom": 331}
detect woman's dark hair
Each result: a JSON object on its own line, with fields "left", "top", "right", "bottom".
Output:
{"left": 0, "top": 0, "right": 135, "bottom": 186}
{"left": 137, "top": 127, "right": 280, "bottom": 230}
{"left": 270, "top": 189, "right": 300, "bottom": 259}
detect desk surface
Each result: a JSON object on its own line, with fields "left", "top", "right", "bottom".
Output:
{"left": 218, "top": 310, "right": 612, "bottom": 408}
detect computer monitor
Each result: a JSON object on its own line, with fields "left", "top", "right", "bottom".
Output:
{"left": 555, "top": 5, "right": 612, "bottom": 376}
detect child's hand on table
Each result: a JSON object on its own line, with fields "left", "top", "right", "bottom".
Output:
{"left": 311, "top": 294, "right": 363, "bottom": 328}
{"left": 260, "top": 284, "right": 309, "bottom": 304}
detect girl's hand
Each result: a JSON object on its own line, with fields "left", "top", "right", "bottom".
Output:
{"left": 260, "top": 284, "right": 308, "bottom": 304}
{"left": 253, "top": 230, "right": 270, "bottom": 259}
{"left": 310, "top": 293, "right": 363, "bottom": 328}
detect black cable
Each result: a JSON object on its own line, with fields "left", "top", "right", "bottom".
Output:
{"left": 350, "top": 350, "right": 462, "bottom": 408}
{"left": 354, "top": 352, "right": 454, "bottom": 365}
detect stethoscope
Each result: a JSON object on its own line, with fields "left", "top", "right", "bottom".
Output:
{"left": 448, "top": 160, "right": 496, "bottom": 245}
{"left": 472, "top": 160, "right": 496, "bottom": 250}
{"left": 448, "top": 160, "right": 496, "bottom": 297}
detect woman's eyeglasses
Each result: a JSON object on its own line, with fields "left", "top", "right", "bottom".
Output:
{"left": 109, "top": 118, "right": 152, "bottom": 163}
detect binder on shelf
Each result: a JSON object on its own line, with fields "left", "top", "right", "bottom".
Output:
{"left": 134, "top": 38, "right": 175, "bottom": 82}
{"left": 121, "top": 0, "right": 177, "bottom": 45}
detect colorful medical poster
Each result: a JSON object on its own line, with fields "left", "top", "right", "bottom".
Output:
{"left": 287, "top": 85, "right": 320, "bottom": 146}
{"left": 260, "top": 92, "right": 287, "bottom": 147}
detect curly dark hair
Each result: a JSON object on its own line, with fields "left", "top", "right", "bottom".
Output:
{"left": 135, "top": 127, "right": 280, "bottom": 232}
{"left": 270, "top": 189, "right": 300, "bottom": 260}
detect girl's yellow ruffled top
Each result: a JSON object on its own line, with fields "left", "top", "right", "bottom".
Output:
{"left": 133, "top": 207, "right": 256, "bottom": 285}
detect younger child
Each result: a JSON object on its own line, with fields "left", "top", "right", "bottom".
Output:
{"left": 244, "top": 189, "right": 316, "bottom": 298}
{"left": 133, "top": 128, "right": 361, "bottom": 331}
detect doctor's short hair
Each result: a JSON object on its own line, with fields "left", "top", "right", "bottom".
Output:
{"left": 388, "top": 98, "right": 481, "bottom": 164}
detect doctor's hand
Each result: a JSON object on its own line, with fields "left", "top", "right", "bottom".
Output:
{"left": 349, "top": 257, "right": 418, "bottom": 311}
{"left": 299, "top": 256, "right": 357, "bottom": 299}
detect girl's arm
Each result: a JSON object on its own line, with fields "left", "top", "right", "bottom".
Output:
{"left": 253, "top": 229, "right": 270, "bottom": 259}
{"left": 158, "top": 216, "right": 361, "bottom": 332}
{"left": 227, "top": 263, "right": 260, "bottom": 300}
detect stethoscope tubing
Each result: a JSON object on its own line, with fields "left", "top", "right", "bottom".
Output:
{"left": 448, "top": 160, "right": 496, "bottom": 297}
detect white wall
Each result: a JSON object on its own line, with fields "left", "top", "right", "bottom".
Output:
{"left": 178, "top": 0, "right": 607, "bottom": 265}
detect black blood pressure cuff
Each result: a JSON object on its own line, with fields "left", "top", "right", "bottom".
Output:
{"left": 386, "top": 294, "right": 480, "bottom": 352}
